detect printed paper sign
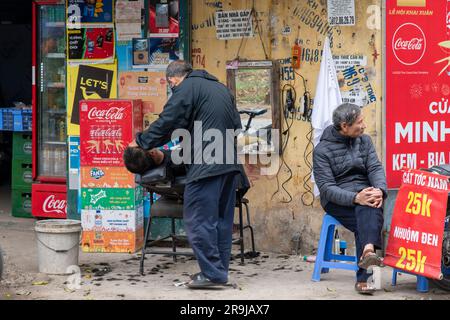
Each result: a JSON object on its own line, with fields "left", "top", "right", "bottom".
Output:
{"left": 384, "top": 168, "right": 448, "bottom": 280}
{"left": 337, "top": 65, "right": 377, "bottom": 106}
{"left": 328, "top": 0, "right": 355, "bottom": 26}
{"left": 215, "top": 10, "right": 254, "bottom": 40}
{"left": 66, "top": 0, "right": 114, "bottom": 25}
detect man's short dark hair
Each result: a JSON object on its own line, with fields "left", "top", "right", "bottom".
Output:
{"left": 166, "top": 60, "right": 193, "bottom": 79}
{"left": 123, "top": 147, "right": 156, "bottom": 174}
{"left": 332, "top": 103, "right": 362, "bottom": 130}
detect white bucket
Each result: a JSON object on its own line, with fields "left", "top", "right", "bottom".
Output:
{"left": 35, "top": 220, "right": 82, "bottom": 275}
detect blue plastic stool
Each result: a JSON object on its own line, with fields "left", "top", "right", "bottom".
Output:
{"left": 312, "top": 214, "right": 358, "bottom": 282}
{"left": 391, "top": 269, "right": 429, "bottom": 293}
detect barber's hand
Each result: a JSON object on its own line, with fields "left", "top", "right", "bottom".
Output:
{"left": 128, "top": 140, "right": 139, "bottom": 148}
{"left": 355, "top": 187, "right": 383, "bottom": 208}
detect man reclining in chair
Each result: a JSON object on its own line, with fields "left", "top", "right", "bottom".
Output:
{"left": 313, "top": 103, "right": 387, "bottom": 295}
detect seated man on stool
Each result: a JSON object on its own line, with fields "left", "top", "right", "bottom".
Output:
{"left": 313, "top": 103, "right": 387, "bottom": 295}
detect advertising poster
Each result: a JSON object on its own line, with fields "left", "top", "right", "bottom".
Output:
{"left": 149, "top": 37, "right": 180, "bottom": 66}
{"left": 337, "top": 65, "right": 377, "bottom": 106}
{"left": 118, "top": 71, "right": 167, "bottom": 115}
{"left": 148, "top": 0, "right": 179, "bottom": 38}
{"left": 66, "top": 0, "right": 114, "bottom": 25}
{"left": 384, "top": 169, "right": 448, "bottom": 280}
{"left": 67, "top": 27, "right": 115, "bottom": 62}
{"left": 67, "top": 62, "right": 117, "bottom": 135}
{"left": 386, "top": 0, "right": 450, "bottom": 188}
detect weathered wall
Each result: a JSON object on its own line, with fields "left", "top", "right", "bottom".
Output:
{"left": 191, "top": 0, "right": 383, "bottom": 254}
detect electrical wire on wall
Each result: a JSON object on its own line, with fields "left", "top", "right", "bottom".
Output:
{"left": 271, "top": 83, "right": 297, "bottom": 204}
{"left": 295, "top": 70, "right": 315, "bottom": 207}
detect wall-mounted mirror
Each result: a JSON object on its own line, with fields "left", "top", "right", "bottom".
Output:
{"left": 226, "top": 60, "right": 281, "bottom": 155}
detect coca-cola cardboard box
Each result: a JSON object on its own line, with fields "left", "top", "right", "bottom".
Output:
{"left": 81, "top": 206, "right": 144, "bottom": 232}
{"left": 80, "top": 166, "right": 136, "bottom": 189}
{"left": 79, "top": 99, "right": 142, "bottom": 167}
{"left": 32, "top": 184, "right": 67, "bottom": 219}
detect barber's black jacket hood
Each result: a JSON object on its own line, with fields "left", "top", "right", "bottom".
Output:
{"left": 313, "top": 125, "right": 387, "bottom": 209}
{"left": 136, "top": 70, "right": 243, "bottom": 184}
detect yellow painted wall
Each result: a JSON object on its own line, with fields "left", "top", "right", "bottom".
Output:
{"left": 191, "top": 0, "right": 383, "bottom": 254}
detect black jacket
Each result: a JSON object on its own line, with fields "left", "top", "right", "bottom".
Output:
{"left": 136, "top": 70, "right": 242, "bottom": 184}
{"left": 313, "top": 125, "right": 387, "bottom": 209}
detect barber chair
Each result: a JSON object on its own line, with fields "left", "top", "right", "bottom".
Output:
{"left": 136, "top": 164, "right": 256, "bottom": 276}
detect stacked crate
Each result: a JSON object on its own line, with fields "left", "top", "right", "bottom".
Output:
{"left": 79, "top": 99, "right": 144, "bottom": 253}
{"left": 11, "top": 132, "right": 33, "bottom": 218}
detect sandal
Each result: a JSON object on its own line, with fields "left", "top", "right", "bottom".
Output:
{"left": 355, "top": 282, "right": 376, "bottom": 295}
{"left": 358, "top": 249, "right": 382, "bottom": 270}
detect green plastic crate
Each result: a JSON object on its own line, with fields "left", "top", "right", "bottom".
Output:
{"left": 12, "top": 132, "right": 32, "bottom": 160}
{"left": 11, "top": 160, "right": 32, "bottom": 189}
{"left": 11, "top": 188, "right": 33, "bottom": 218}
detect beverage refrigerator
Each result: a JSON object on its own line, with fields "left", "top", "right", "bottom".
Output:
{"left": 31, "top": 1, "right": 68, "bottom": 219}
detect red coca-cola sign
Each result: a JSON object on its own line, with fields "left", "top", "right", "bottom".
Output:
{"left": 43, "top": 195, "right": 67, "bottom": 215}
{"left": 392, "top": 22, "right": 426, "bottom": 66}
{"left": 87, "top": 107, "right": 126, "bottom": 121}
{"left": 32, "top": 184, "right": 67, "bottom": 219}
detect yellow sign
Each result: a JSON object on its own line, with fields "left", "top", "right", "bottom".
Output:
{"left": 66, "top": 62, "right": 118, "bottom": 136}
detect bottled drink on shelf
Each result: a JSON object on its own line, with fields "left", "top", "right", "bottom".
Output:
{"left": 58, "top": 118, "right": 65, "bottom": 142}
{"left": 42, "top": 145, "right": 50, "bottom": 175}
{"left": 54, "top": 147, "right": 62, "bottom": 176}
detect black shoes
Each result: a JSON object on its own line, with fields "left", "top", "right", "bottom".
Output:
{"left": 186, "top": 273, "right": 227, "bottom": 289}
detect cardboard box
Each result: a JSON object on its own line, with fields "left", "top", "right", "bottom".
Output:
{"left": 80, "top": 166, "right": 136, "bottom": 188}
{"left": 118, "top": 71, "right": 167, "bottom": 115}
{"left": 81, "top": 206, "right": 144, "bottom": 232}
{"left": 81, "top": 228, "right": 144, "bottom": 253}
{"left": 81, "top": 187, "right": 143, "bottom": 210}
{"left": 79, "top": 99, "right": 142, "bottom": 167}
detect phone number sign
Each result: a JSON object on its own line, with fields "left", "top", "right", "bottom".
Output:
{"left": 384, "top": 169, "right": 448, "bottom": 280}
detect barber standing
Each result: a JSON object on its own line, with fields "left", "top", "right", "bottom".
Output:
{"left": 129, "top": 60, "right": 243, "bottom": 288}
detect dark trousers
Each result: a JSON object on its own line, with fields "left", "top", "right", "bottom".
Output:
{"left": 183, "top": 173, "right": 237, "bottom": 283}
{"left": 324, "top": 202, "right": 384, "bottom": 282}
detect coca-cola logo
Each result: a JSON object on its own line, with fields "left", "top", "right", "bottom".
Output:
{"left": 87, "top": 107, "right": 126, "bottom": 121}
{"left": 89, "top": 127, "right": 122, "bottom": 138}
{"left": 392, "top": 23, "right": 426, "bottom": 66}
{"left": 43, "top": 195, "right": 67, "bottom": 215}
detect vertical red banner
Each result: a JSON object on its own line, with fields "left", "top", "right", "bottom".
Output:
{"left": 386, "top": 0, "right": 450, "bottom": 188}
{"left": 384, "top": 169, "right": 448, "bottom": 280}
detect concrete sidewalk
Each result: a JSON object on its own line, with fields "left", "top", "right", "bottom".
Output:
{"left": 0, "top": 212, "right": 449, "bottom": 300}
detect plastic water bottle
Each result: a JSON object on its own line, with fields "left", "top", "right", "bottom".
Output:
{"left": 302, "top": 255, "right": 316, "bottom": 263}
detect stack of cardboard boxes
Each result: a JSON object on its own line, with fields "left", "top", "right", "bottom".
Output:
{"left": 79, "top": 99, "right": 144, "bottom": 253}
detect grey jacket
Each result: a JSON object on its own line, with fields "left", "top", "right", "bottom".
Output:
{"left": 313, "top": 125, "right": 387, "bottom": 209}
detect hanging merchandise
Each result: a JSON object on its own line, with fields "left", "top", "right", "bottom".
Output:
{"left": 148, "top": 0, "right": 179, "bottom": 38}
{"left": 132, "top": 38, "right": 150, "bottom": 65}
{"left": 67, "top": 27, "right": 115, "bottom": 63}
{"left": 66, "top": 0, "right": 114, "bottom": 25}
